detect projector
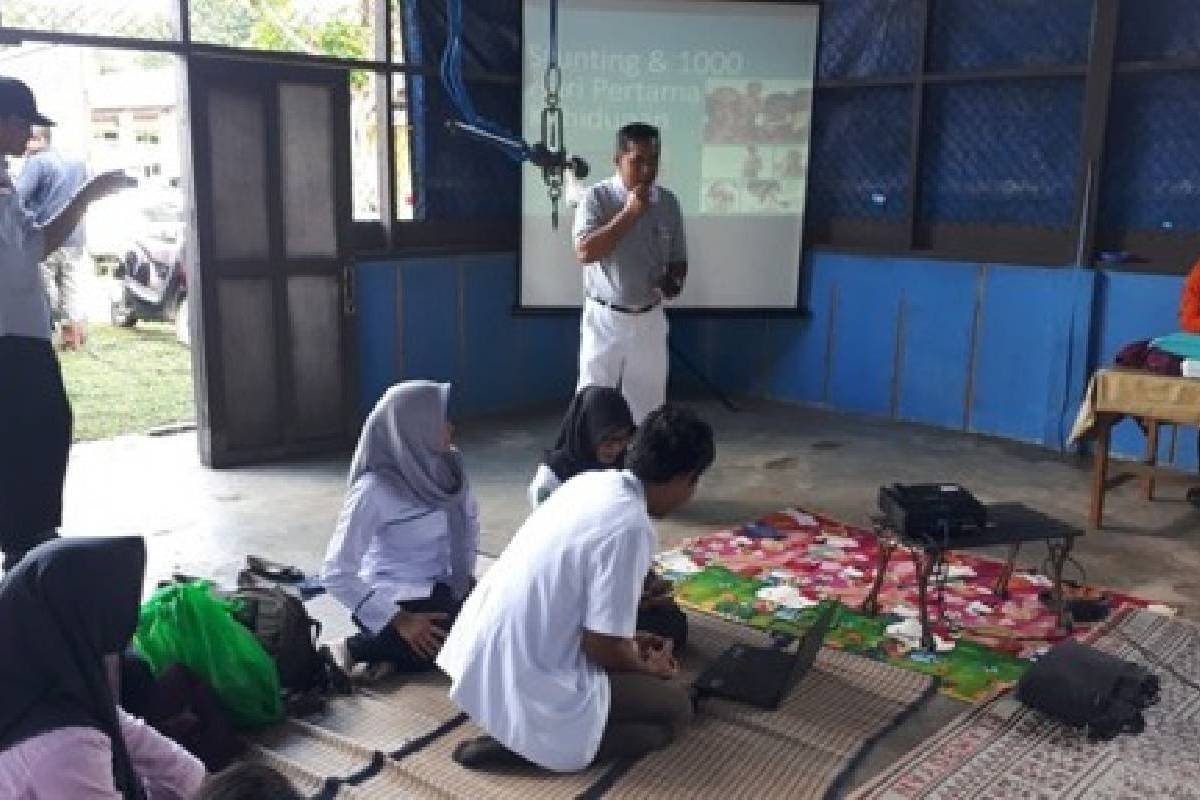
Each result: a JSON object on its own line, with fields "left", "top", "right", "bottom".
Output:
{"left": 878, "top": 483, "right": 987, "bottom": 542}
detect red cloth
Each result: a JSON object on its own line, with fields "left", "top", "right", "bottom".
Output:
{"left": 1180, "top": 259, "right": 1200, "bottom": 334}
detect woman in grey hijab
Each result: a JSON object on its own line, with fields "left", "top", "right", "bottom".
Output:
{"left": 321, "top": 381, "right": 479, "bottom": 677}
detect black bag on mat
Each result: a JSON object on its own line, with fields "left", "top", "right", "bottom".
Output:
{"left": 222, "top": 586, "right": 326, "bottom": 692}
{"left": 1016, "top": 639, "right": 1160, "bottom": 741}
{"left": 155, "top": 573, "right": 341, "bottom": 712}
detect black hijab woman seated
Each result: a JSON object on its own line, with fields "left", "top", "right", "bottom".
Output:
{"left": 527, "top": 387, "right": 688, "bottom": 651}
{"left": 527, "top": 385, "right": 636, "bottom": 508}
{"left": 0, "top": 536, "right": 205, "bottom": 799}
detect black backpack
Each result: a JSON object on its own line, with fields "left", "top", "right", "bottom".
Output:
{"left": 224, "top": 586, "right": 326, "bottom": 692}
{"left": 1017, "top": 639, "right": 1160, "bottom": 741}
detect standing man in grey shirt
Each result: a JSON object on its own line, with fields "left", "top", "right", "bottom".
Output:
{"left": 573, "top": 123, "right": 688, "bottom": 424}
{"left": 17, "top": 125, "right": 90, "bottom": 350}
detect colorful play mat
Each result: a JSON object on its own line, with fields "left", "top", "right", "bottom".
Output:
{"left": 657, "top": 507, "right": 1167, "bottom": 702}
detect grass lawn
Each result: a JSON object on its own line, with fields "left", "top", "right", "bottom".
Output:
{"left": 58, "top": 322, "right": 195, "bottom": 442}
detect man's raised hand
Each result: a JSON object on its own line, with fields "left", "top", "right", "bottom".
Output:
{"left": 624, "top": 183, "right": 651, "bottom": 218}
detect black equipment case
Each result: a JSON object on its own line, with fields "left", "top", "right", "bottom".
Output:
{"left": 878, "top": 483, "right": 987, "bottom": 541}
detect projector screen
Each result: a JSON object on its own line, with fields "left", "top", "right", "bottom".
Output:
{"left": 520, "top": 0, "right": 819, "bottom": 310}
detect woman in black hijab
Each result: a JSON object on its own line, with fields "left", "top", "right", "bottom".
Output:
{"left": 526, "top": 388, "right": 688, "bottom": 650}
{"left": 527, "top": 386, "right": 636, "bottom": 508}
{"left": 0, "top": 536, "right": 205, "bottom": 799}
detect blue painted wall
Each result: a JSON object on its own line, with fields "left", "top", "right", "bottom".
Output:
{"left": 680, "top": 253, "right": 1192, "bottom": 470}
{"left": 656, "top": 255, "right": 1096, "bottom": 448}
{"left": 356, "top": 253, "right": 579, "bottom": 419}
{"left": 355, "top": 251, "right": 1195, "bottom": 471}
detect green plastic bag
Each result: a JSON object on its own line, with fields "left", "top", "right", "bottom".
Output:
{"left": 134, "top": 580, "right": 283, "bottom": 728}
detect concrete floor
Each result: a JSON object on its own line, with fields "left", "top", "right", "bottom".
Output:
{"left": 61, "top": 398, "right": 1200, "bottom": 794}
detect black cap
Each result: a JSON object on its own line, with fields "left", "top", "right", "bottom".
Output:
{"left": 0, "top": 77, "right": 54, "bottom": 126}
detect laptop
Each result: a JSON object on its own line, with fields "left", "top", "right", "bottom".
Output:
{"left": 693, "top": 602, "right": 836, "bottom": 710}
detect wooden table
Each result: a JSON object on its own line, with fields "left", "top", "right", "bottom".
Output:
{"left": 1069, "top": 368, "right": 1200, "bottom": 528}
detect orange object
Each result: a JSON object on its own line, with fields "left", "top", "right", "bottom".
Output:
{"left": 1181, "top": 258, "right": 1200, "bottom": 333}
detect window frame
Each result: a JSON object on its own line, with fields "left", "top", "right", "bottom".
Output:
{"left": 0, "top": 0, "right": 520, "bottom": 257}
{"left": 809, "top": 0, "right": 1200, "bottom": 274}
{"left": 13, "top": 0, "right": 1192, "bottom": 271}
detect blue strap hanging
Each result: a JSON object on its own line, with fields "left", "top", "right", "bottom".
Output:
{"left": 441, "top": 0, "right": 587, "bottom": 228}
{"left": 440, "top": 0, "right": 528, "bottom": 161}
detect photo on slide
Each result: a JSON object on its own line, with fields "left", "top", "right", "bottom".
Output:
{"left": 703, "top": 79, "right": 811, "bottom": 145}
{"left": 772, "top": 147, "right": 807, "bottom": 179}
{"left": 701, "top": 179, "right": 741, "bottom": 213}
{"left": 741, "top": 178, "right": 804, "bottom": 214}
{"left": 701, "top": 144, "right": 803, "bottom": 214}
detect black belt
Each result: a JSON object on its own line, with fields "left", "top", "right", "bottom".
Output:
{"left": 587, "top": 296, "right": 660, "bottom": 314}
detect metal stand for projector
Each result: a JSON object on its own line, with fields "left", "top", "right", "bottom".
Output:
{"left": 668, "top": 340, "right": 739, "bottom": 412}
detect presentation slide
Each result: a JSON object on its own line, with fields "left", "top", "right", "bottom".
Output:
{"left": 520, "top": 0, "right": 819, "bottom": 309}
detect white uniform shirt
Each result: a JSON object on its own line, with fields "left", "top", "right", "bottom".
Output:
{"left": 321, "top": 473, "right": 480, "bottom": 634}
{"left": 437, "top": 470, "right": 654, "bottom": 771}
{"left": 526, "top": 463, "right": 562, "bottom": 509}
{"left": 0, "top": 165, "right": 50, "bottom": 339}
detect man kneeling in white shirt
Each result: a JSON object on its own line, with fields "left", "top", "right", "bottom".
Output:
{"left": 437, "top": 405, "right": 714, "bottom": 772}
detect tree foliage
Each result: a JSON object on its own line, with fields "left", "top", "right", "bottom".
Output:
{"left": 3, "top": 0, "right": 373, "bottom": 62}
{"left": 192, "top": 0, "right": 372, "bottom": 62}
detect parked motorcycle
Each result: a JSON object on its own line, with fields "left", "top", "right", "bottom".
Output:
{"left": 109, "top": 192, "right": 190, "bottom": 344}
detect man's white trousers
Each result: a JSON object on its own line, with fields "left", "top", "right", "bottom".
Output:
{"left": 576, "top": 299, "right": 668, "bottom": 425}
